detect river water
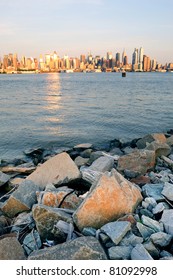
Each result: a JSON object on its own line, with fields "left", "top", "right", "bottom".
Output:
{"left": 0, "top": 72, "right": 172, "bottom": 159}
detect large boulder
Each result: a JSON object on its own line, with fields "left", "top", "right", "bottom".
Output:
{"left": 28, "top": 236, "right": 107, "bottom": 260}
{"left": 136, "top": 133, "right": 167, "bottom": 149}
{"left": 32, "top": 204, "right": 72, "bottom": 240}
{"left": 146, "top": 141, "right": 171, "bottom": 158}
{"left": 117, "top": 149, "right": 155, "bottom": 176}
{"left": 0, "top": 180, "right": 40, "bottom": 218}
{"left": 26, "top": 152, "right": 81, "bottom": 190}
{"left": 73, "top": 169, "right": 142, "bottom": 230}
{"left": 0, "top": 237, "right": 26, "bottom": 260}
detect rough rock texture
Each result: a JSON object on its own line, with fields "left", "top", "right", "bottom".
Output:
{"left": 0, "top": 237, "right": 26, "bottom": 260}
{"left": 161, "top": 182, "right": 173, "bottom": 201}
{"left": 108, "top": 245, "right": 132, "bottom": 260}
{"left": 131, "top": 244, "right": 153, "bottom": 260}
{"left": 160, "top": 210, "right": 173, "bottom": 235}
{"left": 0, "top": 171, "right": 10, "bottom": 187}
{"left": 73, "top": 169, "right": 142, "bottom": 230}
{"left": 28, "top": 236, "right": 107, "bottom": 260}
{"left": 27, "top": 152, "right": 81, "bottom": 190}
{"left": 136, "top": 133, "right": 167, "bottom": 149}
{"left": 117, "top": 150, "right": 155, "bottom": 176}
{"left": 1, "top": 180, "right": 40, "bottom": 218}
{"left": 146, "top": 141, "right": 171, "bottom": 158}
{"left": 32, "top": 204, "right": 72, "bottom": 240}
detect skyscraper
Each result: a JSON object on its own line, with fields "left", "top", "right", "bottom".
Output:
{"left": 132, "top": 48, "right": 138, "bottom": 71}
{"left": 139, "top": 47, "right": 144, "bottom": 71}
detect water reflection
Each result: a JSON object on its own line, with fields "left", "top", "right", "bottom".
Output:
{"left": 45, "top": 73, "right": 62, "bottom": 111}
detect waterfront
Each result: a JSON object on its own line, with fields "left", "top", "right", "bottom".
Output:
{"left": 0, "top": 72, "right": 173, "bottom": 159}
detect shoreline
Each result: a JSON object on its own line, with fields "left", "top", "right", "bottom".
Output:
{"left": 0, "top": 129, "right": 173, "bottom": 260}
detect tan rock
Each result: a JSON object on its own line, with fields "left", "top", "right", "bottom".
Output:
{"left": 27, "top": 152, "right": 81, "bottom": 190}
{"left": 136, "top": 133, "right": 167, "bottom": 149}
{"left": 146, "top": 141, "right": 171, "bottom": 158}
{"left": 0, "top": 237, "right": 26, "bottom": 260}
{"left": 117, "top": 149, "right": 155, "bottom": 175}
{"left": 73, "top": 169, "right": 142, "bottom": 230}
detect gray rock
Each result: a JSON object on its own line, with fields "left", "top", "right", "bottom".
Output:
{"left": 23, "top": 229, "right": 42, "bottom": 255}
{"left": 150, "top": 232, "right": 172, "bottom": 247}
{"left": 142, "top": 197, "right": 157, "bottom": 209}
{"left": 80, "top": 149, "right": 93, "bottom": 158}
{"left": 152, "top": 203, "right": 165, "bottom": 215}
{"left": 146, "top": 141, "right": 171, "bottom": 158}
{"left": 161, "top": 182, "right": 173, "bottom": 201}
{"left": 143, "top": 240, "right": 160, "bottom": 259}
{"left": 11, "top": 212, "right": 35, "bottom": 233}
{"left": 28, "top": 236, "right": 107, "bottom": 260}
{"left": 160, "top": 209, "right": 173, "bottom": 235}
{"left": 119, "top": 231, "right": 143, "bottom": 246}
{"left": 100, "top": 221, "right": 131, "bottom": 245}
{"left": 32, "top": 204, "right": 72, "bottom": 240}
{"left": 141, "top": 215, "right": 164, "bottom": 232}
{"left": 160, "top": 250, "right": 173, "bottom": 258}
{"left": 74, "top": 156, "right": 89, "bottom": 167}
{"left": 89, "top": 151, "right": 104, "bottom": 164}
{"left": 1, "top": 180, "right": 40, "bottom": 218}
{"left": 131, "top": 244, "right": 153, "bottom": 260}
{"left": 0, "top": 171, "right": 10, "bottom": 187}
{"left": 108, "top": 245, "right": 132, "bottom": 260}
{"left": 0, "top": 237, "right": 26, "bottom": 260}
{"left": 74, "top": 143, "right": 93, "bottom": 150}
{"left": 89, "top": 156, "right": 114, "bottom": 173}
{"left": 137, "top": 222, "right": 155, "bottom": 239}
{"left": 142, "top": 183, "right": 164, "bottom": 202}
{"left": 82, "top": 227, "right": 97, "bottom": 237}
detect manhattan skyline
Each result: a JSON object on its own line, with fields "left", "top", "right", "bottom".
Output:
{"left": 0, "top": 0, "right": 173, "bottom": 64}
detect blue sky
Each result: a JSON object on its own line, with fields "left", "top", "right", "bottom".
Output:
{"left": 0, "top": 0, "right": 173, "bottom": 64}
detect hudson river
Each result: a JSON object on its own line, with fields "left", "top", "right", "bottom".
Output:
{"left": 0, "top": 72, "right": 173, "bottom": 159}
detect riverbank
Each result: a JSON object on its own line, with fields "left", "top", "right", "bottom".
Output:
{"left": 0, "top": 130, "right": 173, "bottom": 260}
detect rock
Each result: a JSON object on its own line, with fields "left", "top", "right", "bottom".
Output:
{"left": 136, "top": 222, "right": 155, "bottom": 239}
{"left": 89, "top": 156, "right": 114, "bottom": 172}
{"left": 73, "top": 169, "right": 142, "bottom": 230}
{"left": 1, "top": 180, "right": 40, "bottom": 218}
{"left": 161, "top": 182, "right": 173, "bottom": 201}
{"left": 36, "top": 188, "right": 83, "bottom": 210}
{"left": 152, "top": 203, "right": 165, "bottom": 215}
{"left": 89, "top": 151, "right": 103, "bottom": 164}
{"left": 160, "top": 209, "right": 173, "bottom": 235}
{"left": 108, "top": 245, "right": 132, "bottom": 260}
{"left": 23, "top": 230, "right": 42, "bottom": 255}
{"left": 130, "top": 175, "right": 151, "bottom": 187}
{"left": 100, "top": 221, "right": 131, "bottom": 245}
{"left": 52, "top": 220, "right": 75, "bottom": 243}
{"left": 141, "top": 215, "right": 164, "bottom": 232}
{"left": 0, "top": 237, "right": 26, "bottom": 260}
{"left": 131, "top": 244, "right": 153, "bottom": 260}
{"left": 142, "top": 183, "right": 164, "bottom": 202}
{"left": 166, "top": 135, "right": 173, "bottom": 146}
{"left": 142, "top": 197, "right": 157, "bottom": 210}
{"left": 160, "top": 250, "right": 173, "bottom": 258}
{"left": 28, "top": 236, "right": 107, "bottom": 260}
{"left": 74, "top": 143, "right": 93, "bottom": 150}
{"left": 146, "top": 141, "right": 171, "bottom": 158}
{"left": 0, "top": 165, "right": 36, "bottom": 174}
{"left": 0, "top": 171, "right": 10, "bottom": 187}
{"left": 80, "top": 149, "right": 93, "bottom": 158}
{"left": 117, "top": 149, "right": 155, "bottom": 176}
{"left": 161, "top": 155, "right": 173, "bottom": 170}
{"left": 150, "top": 232, "right": 172, "bottom": 247}
{"left": 119, "top": 231, "right": 143, "bottom": 246}
{"left": 82, "top": 227, "right": 97, "bottom": 237}
{"left": 74, "top": 156, "right": 89, "bottom": 167}
{"left": 143, "top": 240, "right": 160, "bottom": 259}
{"left": 26, "top": 152, "right": 81, "bottom": 190}
{"left": 11, "top": 212, "right": 35, "bottom": 233}
{"left": 32, "top": 204, "right": 72, "bottom": 240}
{"left": 0, "top": 216, "right": 11, "bottom": 235}
{"left": 8, "top": 177, "right": 25, "bottom": 187}
{"left": 136, "top": 133, "right": 167, "bottom": 149}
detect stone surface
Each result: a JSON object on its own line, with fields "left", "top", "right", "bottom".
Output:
{"left": 136, "top": 222, "right": 155, "bottom": 239}
{"left": 143, "top": 240, "right": 160, "bottom": 259}
{"left": 136, "top": 133, "right": 167, "bottom": 149}
{"left": 119, "top": 231, "right": 143, "bottom": 246}
{"left": 141, "top": 215, "right": 164, "bottom": 232}
{"left": 161, "top": 182, "right": 173, "bottom": 201}
{"left": 152, "top": 203, "right": 165, "bottom": 215}
{"left": 1, "top": 180, "right": 40, "bottom": 218}
{"left": 150, "top": 232, "right": 172, "bottom": 247}
{"left": 23, "top": 230, "right": 42, "bottom": 255}
{"left": 28, "top": 236, "right": 107, "bottom": 260}
{"left": 117, "top": 149, "right": 155, "bottom": 176}
{"left": 100, "top": 221, "right": 131, "bottom": 245}
{"left": 74, "top": 156, "right": 89, "bottom": 167}
{"left": 160, "top": 210, "right": 173, "bottom": 235}
{"left": 142, "top": 183, "right": 164, "bottom": 202}
{"left": 131, "top": 244, "right": 153, "bottom": 260}
{"left": 0, "top": 171, "right": 10, "bottom": 187}
{"left": 146, "top": 141, "right": 171, "bottom": 158}
{"left": 73, "top": 169, "right": 142, "bottom": 230}
{"left": 0, "top": 237, "right": 26, "bottom": 260}
{"left": 130, "top": 175, "right": 151, "bottom": 187}
{"left": 108, "top": 245, "right": 132, "bottom": 260}
{"left": 32, "top": 204, "right": 72, "bottom": 240}
{"left": 166, "top": 135, "right": 173, "bottom": 146}
{"left": 74, "top": 143, "right": 93, "bottom": 150}
{"left": 27, "top": 152, "right": 81, "bottom": 190}
{"left": 89, "top": 156, "right": 114, "bottom": 172}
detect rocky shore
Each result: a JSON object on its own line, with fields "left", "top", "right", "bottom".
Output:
{"left": 0, "top": 130, "right": 173, "bottom": 260}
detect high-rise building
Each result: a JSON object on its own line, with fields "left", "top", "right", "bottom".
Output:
{"left": 143, "top": 55, "right": 151, "bottom": 71}
{"left": 132, "top": 48, "right": 138, "bottom": 71}
{"left": 115, "top": 52, "right": 120, "bottom": 67}
{"left": 139, "top": 47, "right": 144, "bottom": 71}
{"left": 122, "top": 49, "right": 127, "bottom": 65}
{"left": 13, "top": 53, "right": 18, "bottom": 70}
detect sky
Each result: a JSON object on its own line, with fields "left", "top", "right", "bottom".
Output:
{"left": 0, "top": 0, "right": 173, "bottom": 64}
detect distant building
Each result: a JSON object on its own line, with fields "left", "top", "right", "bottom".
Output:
{"left": 143, "top": 55, "right": 151, "bottom": 71}
{"left": 139, "top": 47, "right": 144, "bottom": 71}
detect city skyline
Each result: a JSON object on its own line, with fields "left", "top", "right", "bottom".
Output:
{"left": 0, "top": 0, "right": 173, "bottom": 64}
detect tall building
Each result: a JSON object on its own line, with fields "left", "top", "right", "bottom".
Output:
{"left": 13, "top": 53, "right": 18, "bottom": 70}
{"left": 116, "top": 52, "right": 120, "bottom": 67}
{"left": 139, "top": 47, "right": 144, "bottom": 71}
{"left": 122, "top": 49, "right": 127, "bottom": 65}
{"left": 132, "top": 48, "right": 138, "bottom": 71}
{"left": 143, "top": 55, "right": 151, "bottom": 71}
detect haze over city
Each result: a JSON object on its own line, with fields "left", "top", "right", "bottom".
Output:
{"left": 0, "top": 0, "right": 173, "bottom": 64}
